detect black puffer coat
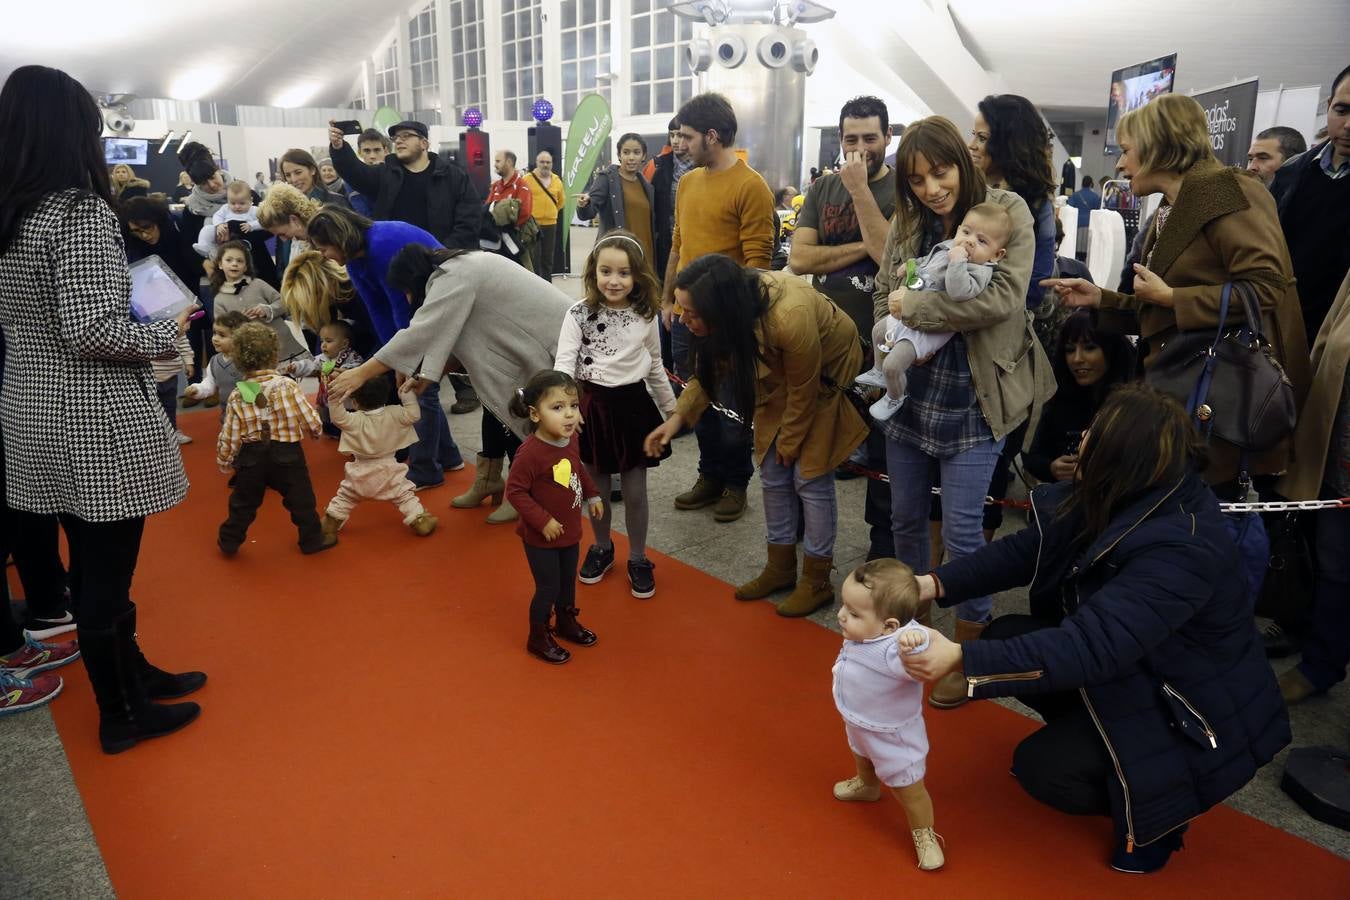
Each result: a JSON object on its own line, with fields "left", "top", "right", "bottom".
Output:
{"left": 935, "top": 474, "right": 1289, "bottom": 847}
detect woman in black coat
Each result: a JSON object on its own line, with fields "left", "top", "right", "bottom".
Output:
{"left": 576, "top": 133, "right": 658, "bottom": 262}
{"left": 1022, "top": 310, "right": 1134, "bottom": 483}
{"left": 903, "top": 383, "right": 1289, "bottom": 873}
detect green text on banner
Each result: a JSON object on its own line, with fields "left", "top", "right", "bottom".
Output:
{"left": 560, "top": 93, "right": 613, "bottom": 256}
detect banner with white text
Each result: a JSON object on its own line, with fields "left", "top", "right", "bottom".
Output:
{"left": 560, "top": 93, "right": 613, "bottom": 257}
{"left": 1192, "top": 79, "right": 1260, "bottom": 168}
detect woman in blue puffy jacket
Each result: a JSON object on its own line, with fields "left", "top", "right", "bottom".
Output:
{"left": 903, "top": 383, "right": 1289, "bottom": 874}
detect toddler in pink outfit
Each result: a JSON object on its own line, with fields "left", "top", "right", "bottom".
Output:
{"left": 321, "top": 375, "right": 438, "bottom": 539}
{"left": 832, "top": 558, "right": 945, "bottom": 871}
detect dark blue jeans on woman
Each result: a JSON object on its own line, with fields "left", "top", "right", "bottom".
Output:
{"left": 670, "top": 317, "right": 753, "bottom": 490}
{"left": 405, "top": 381, "right": 464, "bottom": 488}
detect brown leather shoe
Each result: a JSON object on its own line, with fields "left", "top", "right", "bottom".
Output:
{"left": 928, "top": 619, "right": 986, "bottom": 709}
{"left": 674, "top": 476, "right": 724, "bottom": 510}
{"left": 712, "top": 488, "right": 747, "bottom": 522}
{"left": 1278, "top": 667, "right": 1317, "bottom": 705}
{"left": 527, "top": 622, "right": 570, "bottom": 664}
{"left": 554, "top": 607, "right": 598, "bottom": 646}
{"left": 777, "top": 553, "right": 834, "bottom": 617}
{"left": 735, "top": 543, "right": 797, "bottom": 599}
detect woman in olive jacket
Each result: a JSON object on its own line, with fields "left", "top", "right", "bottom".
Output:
{"left": 1045, "top": 94, "right": 1310, "bottom": 490}
{"left": 903, "top": 384, "right": 1289, "bottom": 874}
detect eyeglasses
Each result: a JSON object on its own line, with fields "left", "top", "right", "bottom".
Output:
{"left": 391, "top": 132, "right": 423, "bottom": 144}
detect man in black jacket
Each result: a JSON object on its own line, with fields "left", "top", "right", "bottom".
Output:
{"left": 1269, "top": 64, "right": 1350, "bottom": 344}
{"left": 327, "top": 119, "right": 485, "bottom": 251}
{"left": 329, "top": 119, "right": 486, "bottom": 413}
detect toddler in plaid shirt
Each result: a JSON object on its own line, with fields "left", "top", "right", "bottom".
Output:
{"left": 215, "top": 323, "right": 336, "bottom": 556}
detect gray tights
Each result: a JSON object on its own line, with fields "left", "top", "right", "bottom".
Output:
{"left": 585, "top": 465, "right": 650, "bottom": 560}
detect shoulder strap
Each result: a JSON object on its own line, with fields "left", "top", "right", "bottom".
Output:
{"left": 528, "top": 171, "right": 559, "bottom": 214}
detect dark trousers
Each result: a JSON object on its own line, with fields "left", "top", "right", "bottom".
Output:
{"left": 219, "top": 441, "right": 323, "bottom": 551}
{"left": 58, "top": 514, "right": 145, "bottom": 631}
{"left": 0, "top": 434, "right": 68, "bottom": 652}
{"left": 405, "top": 382, "right": 463, "bottom": 487}
{"left": 863, "top": 426, "right": 893, "bottom": 560}
{"left": 481, "top": 408, "right": 522, "bottom": 462}
{"left": 531, "top": 224, "right": 556, "bottom": 280}
{"left": 985, "top": 614, "right": 1112, "bottom": 818}
{"left": 670, "top": 317, "right": 752, "bottom": 490}
{"left": 523, "top": 542, "right": 579, "bottom": 624}
{"left": 1297, "top": 489, "right": 1350, "bottom": 691}
{"left": 983, "top": 420, "right": 1029, "bottom": 532}
{"left": 156, "top": 377, "right": 179, "bottom": 432}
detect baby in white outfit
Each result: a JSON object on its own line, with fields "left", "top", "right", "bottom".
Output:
{"left": 194, "top": 180, "right": 262, "bottom": 258}
{"left": 833, "top": 558, "right": 945, "bottom": 871}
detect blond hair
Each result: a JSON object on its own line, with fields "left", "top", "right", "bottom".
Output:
{"left": 281, "top": 249, "right": 353, "bottom": 330}
{"left": 848, "top": 559, "right": 920, "bottom": 622}
{"left": 231, "top": 322, "right": 280, "bottom": 374}
{"left": 257, "top": 182, "right": 323, "bottom": 229}
{"left": 226, "top": 179, "right": 252, "bottom": 197}
{"left": 1116, "top": 94, "right": 1216, "bottom": 177}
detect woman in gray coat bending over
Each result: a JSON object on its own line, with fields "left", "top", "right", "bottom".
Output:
{"left": 327, "top": 246, "right": 573, "bottom": 523}
{"left": 576, "top": 133, "right": 658, "bottom": 263}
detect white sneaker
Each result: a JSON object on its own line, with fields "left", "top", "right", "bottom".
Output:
{"left": 869, "top": 395, "right": 904, "bottom": 422}
{"left": 175, "top": 430, "right": 193, "bottom": 445}
{"left": 855, "top": 367, "right": 888, "bottom": 390}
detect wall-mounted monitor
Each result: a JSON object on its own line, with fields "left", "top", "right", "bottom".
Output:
{"left": 104, "top": 137, "right": 149, "bottom": 166}
{"left": 1105, "top": 53, "right": 1177, "bottom": 155}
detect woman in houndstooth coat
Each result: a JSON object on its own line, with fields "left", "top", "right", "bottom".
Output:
{"left": 0, "top": 66, "right": 206, "bottom": 754}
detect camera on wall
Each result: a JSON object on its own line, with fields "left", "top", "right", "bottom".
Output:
{"left": 686, "top": 32, "right": 817, "bottom": 75}
{"left": 97, "top": 93, "right": 136, "bottom": 135}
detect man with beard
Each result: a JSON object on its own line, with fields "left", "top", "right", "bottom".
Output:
{"left": 660, "top": 93, "right": 777, "bottom": 524}
{"left": 790, "top": 96, "right": 897, "bottom": 561}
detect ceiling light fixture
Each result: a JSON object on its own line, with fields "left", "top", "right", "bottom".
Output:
{"left": 159, "top": 131, "right": 175, "bottom": 152}
{"left": 274, "top": 83, "right": 319, "bottom": 109}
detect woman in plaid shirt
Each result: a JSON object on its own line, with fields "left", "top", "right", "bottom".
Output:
{"left": 871, "top": 117, "right": 1054, "bottom": 711}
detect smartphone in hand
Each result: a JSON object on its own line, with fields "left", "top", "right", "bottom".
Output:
{"left": 333, "top": 120, "right": 363, "bottom": 136}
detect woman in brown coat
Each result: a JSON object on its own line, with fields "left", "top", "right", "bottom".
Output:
{"left": 645, "top": 255, "right": 868, "bottom": 617}
{"left": 1045, "top": 94, "right": 1311, "bottom": 491}
{"left": 1275, "top": 270, "right": 1350, "bottom": 703}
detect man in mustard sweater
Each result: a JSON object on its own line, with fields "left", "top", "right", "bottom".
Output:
{"left": 661, "top": 92, "right": 777, "bottom": 523}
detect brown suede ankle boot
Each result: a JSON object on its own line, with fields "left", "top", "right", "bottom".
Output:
{"left": 777, "top": 554, "right": 835, "bottom": 617}
{"left": 735, "top": 543, "right": 798, "bottom": 600}
{"left": 928, "top": 619, "right": 986, "bottom": 708}
{"left": 322, "top": 514, "right": 344, "bottom": 543}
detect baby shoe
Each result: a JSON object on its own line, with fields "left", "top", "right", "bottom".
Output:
{"left": 832, "top": 776, "right": 882, "bottom": 802}
{"left": 869, "top": 395, "right": 904, "bottom": 422}
{"left": 409, "top": 512, "right": 438, "bottom": 537}
{"left": 855, "top": 367, "right": 888, "bottom": 390}
{"left": 911, "top": 827, "right": 945, "bottom": 871}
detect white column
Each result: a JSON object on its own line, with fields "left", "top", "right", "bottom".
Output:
{"left": 435, "top": 0, "right": 456, "bottom": 122}
{"left": 611, "top": 0, "right": 628, "bottom": 116}
{"left": 540, "top": 0, "right": 563, "bottom": 115}
{"left": 483, "top": 6, "right": 504, "bottom": 124}
{"left": 395, "top": 11, "right": 414, "bottom": 116}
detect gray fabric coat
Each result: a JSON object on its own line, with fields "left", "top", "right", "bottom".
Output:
{"left": 373, "top": 251, "right": 572, "bottom": 439}
{"left": 576, "top": 164, "right": 657, "bottom": 238}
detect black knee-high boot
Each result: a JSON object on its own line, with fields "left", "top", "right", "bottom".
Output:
{"left": 125, "top": 604, "right": 207, "bottom": 699}
{"left": 79, "top": 611, "right": 201, "bottom": 754}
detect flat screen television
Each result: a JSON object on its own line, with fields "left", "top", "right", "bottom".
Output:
{"left": 1104, "top": 53, "right": 1177, "bottom": 155}
{"left": 104, "top": 138, "right": 148, "bottom": 166}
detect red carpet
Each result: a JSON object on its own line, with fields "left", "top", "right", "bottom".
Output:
{"left": 49, "top": 413, "right": 1350, "bottom": 897}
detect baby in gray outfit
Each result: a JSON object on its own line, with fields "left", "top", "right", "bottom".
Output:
{"left": 858, "top": 202, "right": 1012, "bottom": 421}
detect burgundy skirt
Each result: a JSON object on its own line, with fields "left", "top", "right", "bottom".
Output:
{"left": 578, "top": 381, "right": 669, "bottom": 473}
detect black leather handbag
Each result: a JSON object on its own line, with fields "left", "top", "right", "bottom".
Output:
{"left": 1145, "top": 282, "right": 1297, "bottom": 453}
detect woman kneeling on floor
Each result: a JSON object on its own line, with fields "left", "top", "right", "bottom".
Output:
{"left": 644, "top": 254, "right": 869, "bottom": 617}
{"left": 901, "top": 383, "right": 1289, "bottom": 874}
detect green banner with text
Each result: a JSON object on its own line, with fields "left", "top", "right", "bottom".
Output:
{"left": 560, "top": 93, "right": 613, "bottom": 257}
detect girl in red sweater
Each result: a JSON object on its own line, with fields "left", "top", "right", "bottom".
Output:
{"left": 505, "top": 370, "right": 605, "bottom": 664}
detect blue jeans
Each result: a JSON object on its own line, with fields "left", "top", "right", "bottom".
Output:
{"left": 760, "top": 439, "right": 839, "bottom": 558}
{"left": 670, "top": 317, "right": 753, "bottom": 490}
{"left": 405, "top": 382, "right": 463, "bottom": 487}
{"left": 886, "top": 435, "right": 1005, "bottom": 624}
{"left": 1297, "top": 490, "right": 1350, "bottom": 692}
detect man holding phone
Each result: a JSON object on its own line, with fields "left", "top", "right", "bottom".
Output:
{"left": 328, "top": 118, "right": 486, "bottom": 252}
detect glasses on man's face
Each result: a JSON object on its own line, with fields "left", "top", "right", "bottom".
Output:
{"left": 391, "top": 133, "right": 421, "bottom": 145}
